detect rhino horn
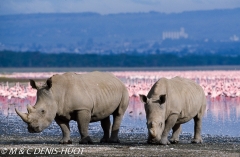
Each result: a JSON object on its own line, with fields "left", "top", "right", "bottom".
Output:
{"left": 15, "top": 108, "right": 29, "bottom": 123}
{"left": 27, "top": 104, "right": 35, "bottom": 113}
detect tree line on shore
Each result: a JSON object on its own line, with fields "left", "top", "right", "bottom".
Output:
{"left": 0, "top": 51, "right": 240, "bottom": 67}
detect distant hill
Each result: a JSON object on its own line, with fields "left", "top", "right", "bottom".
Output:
{"left": 1, "top": 50, "right": 240, "bottom": 67}
{"left": 0, "top": 8, "right": 240, "bottom": 53}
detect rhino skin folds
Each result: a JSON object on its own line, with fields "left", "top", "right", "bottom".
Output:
{"left": 16, "top": 71, "right": 129, "bottom": 144}
{"left": 140, "top": 76, "right": 206, "bottom": 145}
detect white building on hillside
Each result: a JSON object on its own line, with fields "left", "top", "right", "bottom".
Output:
{"left": 162, "top": 27, "right": 188, "bottom": 40}
{"left": 230, "top": 35, "right": 239, "bottom": 41}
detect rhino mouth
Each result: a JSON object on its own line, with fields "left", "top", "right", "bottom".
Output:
{"left": 28, "top": 126, "right": 41, "bottom": 133}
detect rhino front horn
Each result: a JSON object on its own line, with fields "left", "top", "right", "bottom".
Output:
{"left": 15, "top": 108, "right": 29, "bottom": 123}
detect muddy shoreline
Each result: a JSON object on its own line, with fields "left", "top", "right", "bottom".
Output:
{"left": 0, "top": 134, "right": 239, "bottom": 156}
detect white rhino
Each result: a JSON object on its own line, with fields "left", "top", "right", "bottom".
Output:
{"left": 139, "top": 76, "right": 206, "bottom": 145}
{"left": 15, "top": 71, "right": 129, "bottom": 144}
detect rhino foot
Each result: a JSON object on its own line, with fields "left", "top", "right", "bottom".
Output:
{"left": 59, "top": 140, "right": 72, "bottom": 144}
{"left": 100, "top": 137, "right": 109, "bottom": 143}
{"left": 159, "top": 138, "right": 171, "bottom": 145}
{"left": 169, "top": 139, "right": 179, "bottom": 144}
{"left": 79, "top": 136, "right": 93, "bottom": 144}
{"left": 108, "top": 138, "right": 120, "bottom": 143}
{"left": 191, "top": 138, "right": 203, "bottom": 144}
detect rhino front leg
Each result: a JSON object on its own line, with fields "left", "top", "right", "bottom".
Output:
{"left": 192, "top": 115, "right": 203, "bottom": 143}
{"left": 170, "top": 124, "right": 181, "bottom": 144}
{"left": 55, "top": 118, "right": 72, "bottom": 144}
{"left": 160, "top": 114, "right": 178, "bottom": 145}
{"left": 76, "top": 110, "right": 93, "bottom": 144}
{"left": 100, "top": 116, "right": 111, "bottom": 143}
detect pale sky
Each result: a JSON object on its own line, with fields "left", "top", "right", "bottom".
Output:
{"left": 0, "top": 0, "right": 240, "bottom": 15}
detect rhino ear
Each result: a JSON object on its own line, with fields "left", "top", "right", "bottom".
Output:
{"left": 139, "top": 94, "right": 149, "bottom": 104}
{"left": 159, "top": 94, "right": 166, "bottom": 104}
{"left": 30, "top": 79, "right": 38, "bottom": 90}
{"left": 46, "top": 78, "right": 52, "bottom": 89}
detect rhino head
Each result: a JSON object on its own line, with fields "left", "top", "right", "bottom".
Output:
{"left": 15, "top": 78, "right": 57, "bottom": 133}
{"left": 139, "top": 94, "right": 166, "bottom": 144}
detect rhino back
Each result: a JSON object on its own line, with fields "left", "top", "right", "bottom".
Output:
{"left": 148, "top": 77, "right": 206, "bottom": 121}
{"left": 51, "top": 72, "right": 127, "bottom": 121}
{"left": 80, "top": 72, "right": 127, "bottom": 114}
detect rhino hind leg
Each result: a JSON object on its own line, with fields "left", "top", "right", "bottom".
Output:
{"left": 192, "top": 103, "right": 205, "bottom": 144}
{"left": 100, "top": 116, "right": 111, "bottom": 143}
{"left": 76, "top": 110, "right": 93, "bottom": 144}
{"left": 170, "top": 124, "right": 182, "bottom": 144}
{"left": 108, "top": 92, "right": 129, "bottom": 143}
{"left": 108, "top": 112, "right": 123, "bottom": 143}
{"left": 55, "top": 118, "right": 72, "bottom": 144}
{"left": 191, "top": 115, "right": 203, "bottom": 144}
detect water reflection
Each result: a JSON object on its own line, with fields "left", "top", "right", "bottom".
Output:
{"left": 0, "top": 95, "right": 240, "bottom": 136}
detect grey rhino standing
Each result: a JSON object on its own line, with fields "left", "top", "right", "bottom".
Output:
{"left": 139, "top": 76, "right": 206, "bottom": 145}
{"left": 15, "top": 71, "right": 129, "bottom": 144}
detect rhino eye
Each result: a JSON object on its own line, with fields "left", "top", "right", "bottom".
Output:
{"left": 159, "top": 122, "right": 163, "bottom": 128}
{"left": 41, "top": 110, "right": 45, "bottom": 114}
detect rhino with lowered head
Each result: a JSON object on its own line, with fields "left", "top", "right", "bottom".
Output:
{"left": 15, "top": 71, "right": 129, "bottom": 144}
{"left": 139, "top": 76, "right": 206, "bottom": 145}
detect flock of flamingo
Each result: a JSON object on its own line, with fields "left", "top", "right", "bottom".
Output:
{"left": 1, "top": 71, "right": 240, "bottom": 99}
{"left": 0, "top": 82, "right": 36, "bottom": 99}
{"left": 0, "top": 71, "right": 240, "bottom": 122}
{"left": 114, "top": 71, "right": 240, "bottom": 98}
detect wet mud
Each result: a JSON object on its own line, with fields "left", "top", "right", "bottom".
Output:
{"left": 0, "top": 133, "right": 239, "bottom": 157}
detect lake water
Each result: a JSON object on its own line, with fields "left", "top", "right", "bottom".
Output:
{"left": 0, "top": 95, "right": 239, "bottom": 137}
{"left": 0, "top": 68, "right": 240, "bottom": 138}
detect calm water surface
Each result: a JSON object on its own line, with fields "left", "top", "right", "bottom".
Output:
{"left": 0, "top": 67, "right": 240, "bottom": 138}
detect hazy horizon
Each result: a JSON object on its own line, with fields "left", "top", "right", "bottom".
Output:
{"left": 1, "top": 0, "right": 240, "bottom": 15}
